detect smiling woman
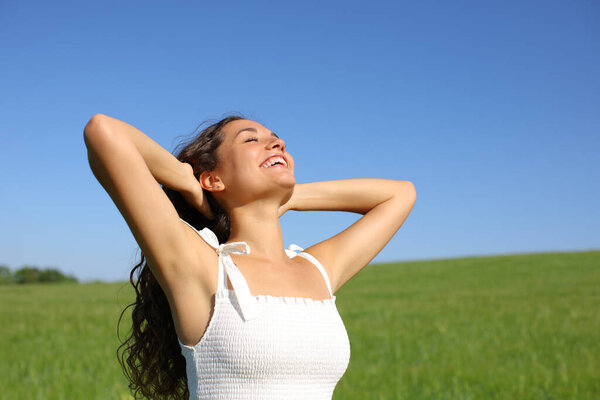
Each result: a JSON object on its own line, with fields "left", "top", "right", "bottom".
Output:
{"left": 83, "top": 113, "right": 416, "bottom": 400}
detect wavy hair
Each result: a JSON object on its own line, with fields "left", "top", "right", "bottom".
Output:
{"left": 117, "top": 114, "right": 245, "bottom": 399}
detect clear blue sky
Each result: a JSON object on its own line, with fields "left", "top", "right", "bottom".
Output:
{"left": 1, "top": 0, "right": 598, "bottom": 282}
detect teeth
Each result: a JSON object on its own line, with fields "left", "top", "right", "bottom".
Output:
{"left": 261, "top": 156, "right": 287, "bottom": 168}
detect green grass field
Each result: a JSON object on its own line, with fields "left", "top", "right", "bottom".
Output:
{"left": 1, "top": 251, "right": 599, "bottom": 399}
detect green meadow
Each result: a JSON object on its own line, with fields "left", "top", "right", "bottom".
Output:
{"left": 1, "top": 251, "right": 599, "bottom": 399}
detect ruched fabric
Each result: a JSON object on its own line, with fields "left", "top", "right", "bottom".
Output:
{"left": 178, "top": 219, "right": 351, "bottom": 400}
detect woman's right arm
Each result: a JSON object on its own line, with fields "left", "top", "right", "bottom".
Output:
{"left": 83, "top": 114, "right": 211, "bottom": 290}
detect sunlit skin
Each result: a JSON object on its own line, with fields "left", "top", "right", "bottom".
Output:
{"left": 198, "top": 119, "right": 296, "bottom": 262}
{"left": 83, "top": 113, "right": 416, "bottom": 348}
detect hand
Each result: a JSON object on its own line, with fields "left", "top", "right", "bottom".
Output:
{"left": 277, "top": 203, "right": 288, "bottom": 218}
{"left": 180, "top": 163, "right": 216, "bottom": 220}
{"left": 278, "top": 184, "right": 297, "bottom": 218}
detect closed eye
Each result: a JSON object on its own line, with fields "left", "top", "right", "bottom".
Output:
{"left": 244, "top": 135, "right": 286, "bottom": 145}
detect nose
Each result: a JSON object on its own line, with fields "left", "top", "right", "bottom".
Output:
{"left": 269, "top": 137, "right": 285, "bottom": 152}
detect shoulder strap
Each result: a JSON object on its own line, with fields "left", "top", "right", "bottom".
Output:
{"left": 180, "top": 218, "right": 258, "bottom": 322}
{"left": 286, "top": 244, "right": 333, "bottom": 298}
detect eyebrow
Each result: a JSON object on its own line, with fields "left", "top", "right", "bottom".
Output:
{"left": 234, "top": 127, "right": 279, "bottom": 140}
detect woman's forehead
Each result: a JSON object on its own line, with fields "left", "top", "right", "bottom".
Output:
{"left": 223, "top": 119, "right": 267, "bottom": 140}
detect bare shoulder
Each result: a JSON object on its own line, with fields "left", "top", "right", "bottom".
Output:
{"left": 302, "top": 185, "right": 416, "bottom": 294}
{"left": 299, "top": 245, "right": 338, "bottom": 293}
{"left": 170, "top": 221, "right": 220, "bottom": 295}
{"left": 163, "top": 221, "right": 221, "bottom": 345}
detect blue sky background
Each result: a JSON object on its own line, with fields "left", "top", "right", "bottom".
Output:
{"left": 1, "top": 0, "right": 598, "bottom": 282}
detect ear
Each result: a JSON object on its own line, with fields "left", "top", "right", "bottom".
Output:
{"left": 199, "top": 171, "right": 225, "bottom": 192}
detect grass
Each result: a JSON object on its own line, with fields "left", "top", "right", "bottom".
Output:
{"left": 1, "top": 250, "right": 598, "bottom": 399}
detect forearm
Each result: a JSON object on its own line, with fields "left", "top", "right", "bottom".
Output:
{"left": 288, "top": 179, "right": 415, "bottom": 215}
{"left": 84, "top": 114, "right": 190, "bottom": 192}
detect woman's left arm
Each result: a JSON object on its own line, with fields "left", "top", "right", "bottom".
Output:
{"left": 280, "top": 179, "right": 416, "bottom": 293}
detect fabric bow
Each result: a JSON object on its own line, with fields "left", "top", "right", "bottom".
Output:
{"left": 195, "top": 226, "right": 309, "bottom": 322}
{"left": 285, "top": 243, "right": 304, "bottom": 258}
{"left": 198, "top": 228, "right": 258, "bottom": 322}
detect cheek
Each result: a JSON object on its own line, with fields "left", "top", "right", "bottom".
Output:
{"left": 231, "top": 153, "right": 260, "bottom": 175}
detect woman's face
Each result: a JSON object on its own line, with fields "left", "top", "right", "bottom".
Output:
{"left": 210, "top": 119, "right": 295, "bottom": 206}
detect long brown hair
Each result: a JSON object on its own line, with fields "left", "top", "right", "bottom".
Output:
{"left": 117, "top": 114, "right": 245, "bottom": 399}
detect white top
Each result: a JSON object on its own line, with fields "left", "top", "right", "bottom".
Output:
{"left": 178, "top": 219, "right": 351, "bottom": 400}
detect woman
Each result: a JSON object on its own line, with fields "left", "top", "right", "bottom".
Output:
{"left": 83, "top": 113, "right": 416, "bottom": 399}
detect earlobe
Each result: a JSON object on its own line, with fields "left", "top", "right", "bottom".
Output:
{"left": 199, "top": 171, "right": 225, "bottom": 192}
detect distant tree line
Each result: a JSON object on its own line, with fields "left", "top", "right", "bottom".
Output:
{"left": 0, "top": 265, "right": 78, "bottom": 284}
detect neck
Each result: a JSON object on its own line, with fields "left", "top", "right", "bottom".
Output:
{"left": 226, "top": 200, "right": 287, "bottom": 261}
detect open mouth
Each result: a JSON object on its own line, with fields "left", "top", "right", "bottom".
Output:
{"left": 260, "top": 156, "right": 288, "bottom": 169}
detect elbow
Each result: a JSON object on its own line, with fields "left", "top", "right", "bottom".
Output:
{"left": 395, "top": 180, "right": 416, "bottom": 203}
{"left": 83, "top": 114, "right": 113, "bottom": 148}
{"left": 407, "top": 181, "right": 416, "bottom": 201}
{"left": 84, "top": 113, "right": 107, "bottom": 132}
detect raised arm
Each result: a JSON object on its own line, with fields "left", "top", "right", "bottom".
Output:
{"left": 282, "top": 179, "right": 416, "bottom": 293}
{"left": 83, "top": 114, "right": 213, "bottom": 293}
